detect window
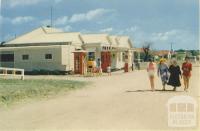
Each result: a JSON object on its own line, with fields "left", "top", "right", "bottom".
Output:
{"left": 22, "top": 55, "right": 29, "bottom": 60}
{"left": 45, "top": 54, "right": 52, "bottom": 59}
{"left": 122, "top": 52, "right": 126, "bottom": 62}
{"left": 88, "top": 52, "right": 95, "bottom": 61}
{"left": 0, "top": 54, "right": 14, "bottom": 62}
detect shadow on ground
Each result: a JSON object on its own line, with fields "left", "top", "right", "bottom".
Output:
{"left": 125, "top": 89, "right": 184, "bottom": 93}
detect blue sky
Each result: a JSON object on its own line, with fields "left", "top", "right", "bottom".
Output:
{"left": 0, "top": 0, "right": 199, "bottom": 50}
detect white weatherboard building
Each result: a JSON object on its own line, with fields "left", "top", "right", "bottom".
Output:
{"left": 0, "top": 27, "right": 134, "bottom": 72}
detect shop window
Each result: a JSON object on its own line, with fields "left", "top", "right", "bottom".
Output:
{"left": 0, "top": 54, "right": 14, "bottom": 62}
{"left": 88, "top": 52, "right": 95, "bottom": 61}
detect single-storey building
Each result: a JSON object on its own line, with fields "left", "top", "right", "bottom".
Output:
{"left": 82, "top": 34, "right": 134, "bottom": 71}
{"left": 0, "top": 26, "right": 134, "bottom": 73}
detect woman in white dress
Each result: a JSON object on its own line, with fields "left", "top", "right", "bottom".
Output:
{"left": 147, "top": 58, "right": 157, "bottom": 91}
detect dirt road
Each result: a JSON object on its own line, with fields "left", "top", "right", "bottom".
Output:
{"left": 0, "top": 67, "right": 199, "bottom": 130}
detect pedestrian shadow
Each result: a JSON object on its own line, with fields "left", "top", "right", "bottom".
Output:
{"left": 126, "top": 89, "right": 184, "bottom": 93}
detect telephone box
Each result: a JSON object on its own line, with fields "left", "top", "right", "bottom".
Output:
{"left": 73, "top": 51, "right": 87, "bottom": 75}
{"left": 101, "top": 51, "right": 111, "bottom": 72}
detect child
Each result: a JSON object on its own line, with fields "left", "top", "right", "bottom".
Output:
{"left": 107, "top": 65, "right": 111, "bottom": 76}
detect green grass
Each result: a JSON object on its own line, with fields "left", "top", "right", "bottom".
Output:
{"left": 0, "top": 79, "right": 87, "bottom": 106}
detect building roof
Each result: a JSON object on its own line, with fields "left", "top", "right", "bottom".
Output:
{"left": 109, "top": 36, "right": 120, "bottom": 46}
{"left": 134, "top": 48, "right": 143, "bottom": 52}
{"left": 4, "top": 27, "right": 134, "bottom": 49}
{"left": 153, "top": 50, "right": 170, "bottom": 56}
{"left": 5, "top": 27, "right": 83, "bottom": 45}
{"left": 81, "top": 34, "right": 111, "bottom": 45}
{"left": 116, "top": 36, "right": 133, "bottom": 48}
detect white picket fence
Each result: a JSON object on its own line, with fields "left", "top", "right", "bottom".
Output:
{"left": 0, "top": 67, "right": 24, "bottom": 80}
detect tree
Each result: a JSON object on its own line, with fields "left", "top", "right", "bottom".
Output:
{"left": 176, "top": 49, "right": 185, "bottom": 53}
{"left": 0, "top": 41, "right": 6, "bottom": 47}
{"left": 142, "top": 41, "right": 153, "bottom": 62}
{"left": 190, "top": 50, "right": 200, "bottom": 56}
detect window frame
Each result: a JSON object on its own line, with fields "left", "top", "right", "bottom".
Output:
{"left": 45, "top": 54, "right": 53, "bottom": 60}
{"left": 0, "top": 54, "right": 14, "bottom": 62}
{"left": 22, "top": 54, "right": 29, "bottom": 60}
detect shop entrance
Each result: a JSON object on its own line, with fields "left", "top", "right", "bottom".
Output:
{"left": 101, "top": 51, "right": 111, "bottom": 72}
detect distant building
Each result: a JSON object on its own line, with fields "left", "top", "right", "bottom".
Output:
{"left": 152, "top": 50, "right": 172, "bottom": 61}
{"left": 175, "top": 51, "right": 187, "bottom": 61}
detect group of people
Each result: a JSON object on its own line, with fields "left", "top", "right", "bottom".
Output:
{"left": 147, "top": 57, "right": 192, "bottom": 91}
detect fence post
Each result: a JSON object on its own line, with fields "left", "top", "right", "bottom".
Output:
{"left": 21, "top": 70, "right": 25, "bottom": 80}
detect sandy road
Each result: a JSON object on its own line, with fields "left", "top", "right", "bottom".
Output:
{"left": 0, "top": 67, "right": 199, "bottom": 130}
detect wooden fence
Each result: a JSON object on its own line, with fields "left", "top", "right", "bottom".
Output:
{"left": 0, "top": 67, "right": 24, "bottom": 80}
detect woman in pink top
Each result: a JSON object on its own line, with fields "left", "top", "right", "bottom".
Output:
{"left": 147, "top": 58, "right": 156, "bottom": 91}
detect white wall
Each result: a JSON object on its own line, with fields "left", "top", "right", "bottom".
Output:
{"left": 0, "top": 45, "right": 68, "bottom": 71}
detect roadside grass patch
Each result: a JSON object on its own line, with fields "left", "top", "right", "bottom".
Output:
{"left": 0, "top": 79, "right": 87, "bottom": 106}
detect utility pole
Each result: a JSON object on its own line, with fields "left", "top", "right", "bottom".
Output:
{"left": 170, "top": 42, "right": 173, "bottom": 52}
{"left": 50, "top": 6, "right": 53, "bottom": 27}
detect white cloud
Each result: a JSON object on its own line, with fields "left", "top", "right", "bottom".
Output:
{"left": 63, "top": 25, "right": 72, "bottom": 31}
{"left": 115, "top": 26, "right": 198, "bottom": 49}
{"left": 4, "top": 34, "right": 15, "bottom": 41}
{"left": 152, "top": 30, "right": 178, "bottom": 41}
{"left": 41, "top": 8, "right": 113, "bottom": 27}
{"left": 126, "top": 26, "right": 139, "bottom": 33}
{"left": 11, "top": 16, "right": 35, "bottom": 25}
{"left": 100, "top": 27, "right": 113, "bottom": 33}
{"left": 69, "top": 8, "right": 113, "bottom": 23}
{"left": 7, "top": 0, "right": 42, "bottom": 8}
{"left": 0, "top": 15, "right": 12, "bottom": 24}
{"left": 80, "top": 29, "right": 92, "bottom": 34}
{"left": 40, "top": 19, "right": 51, "bottom": 26}
{"left": 54, "top": 16, "right": 68, "bottom": 26}
{"left": 149, "top": 29, "right": 197, "bottom": 49}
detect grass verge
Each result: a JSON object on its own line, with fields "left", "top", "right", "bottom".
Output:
{"left": 0, "top": 79, "right": 87, "bottom": 106}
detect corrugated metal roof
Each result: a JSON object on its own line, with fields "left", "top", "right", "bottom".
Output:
{"left": 109, "top": 36, "right": 120, "bottom": 46}
{"left": 81, "top": 34, "right": 111, "bottom": 45}
{"left": 4, "top": 27, "right": 134, "bottom": 49}
{"left": 117, "top": 36, "right": 133, "bottom": 48}
{"left": 5, "top": 27, "right": 82, "bottom": 45}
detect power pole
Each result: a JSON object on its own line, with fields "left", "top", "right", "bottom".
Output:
{"left": 170, "top": 42, "right": 173, "bottom": 52}
{"left": 50, "top": 6, "right": 53, "bottom": 27}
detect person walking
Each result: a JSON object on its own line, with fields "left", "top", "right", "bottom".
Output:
{"left": 147, "top": 58, "right": 156, "bottom": 91}
{"left": 182, "top": 56, "right": 192, "bottom": 92}
{"left": 107, "top": 64, "right": 111, "bottom": 76}
{"left": 157, "top": 58, "right": 169, "bottom": 91}
{"left": 167, "top": 59, "right": 182, "bottom": 91}
{"left": 132, "top": 60, "right": 135, "bottom": 71}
